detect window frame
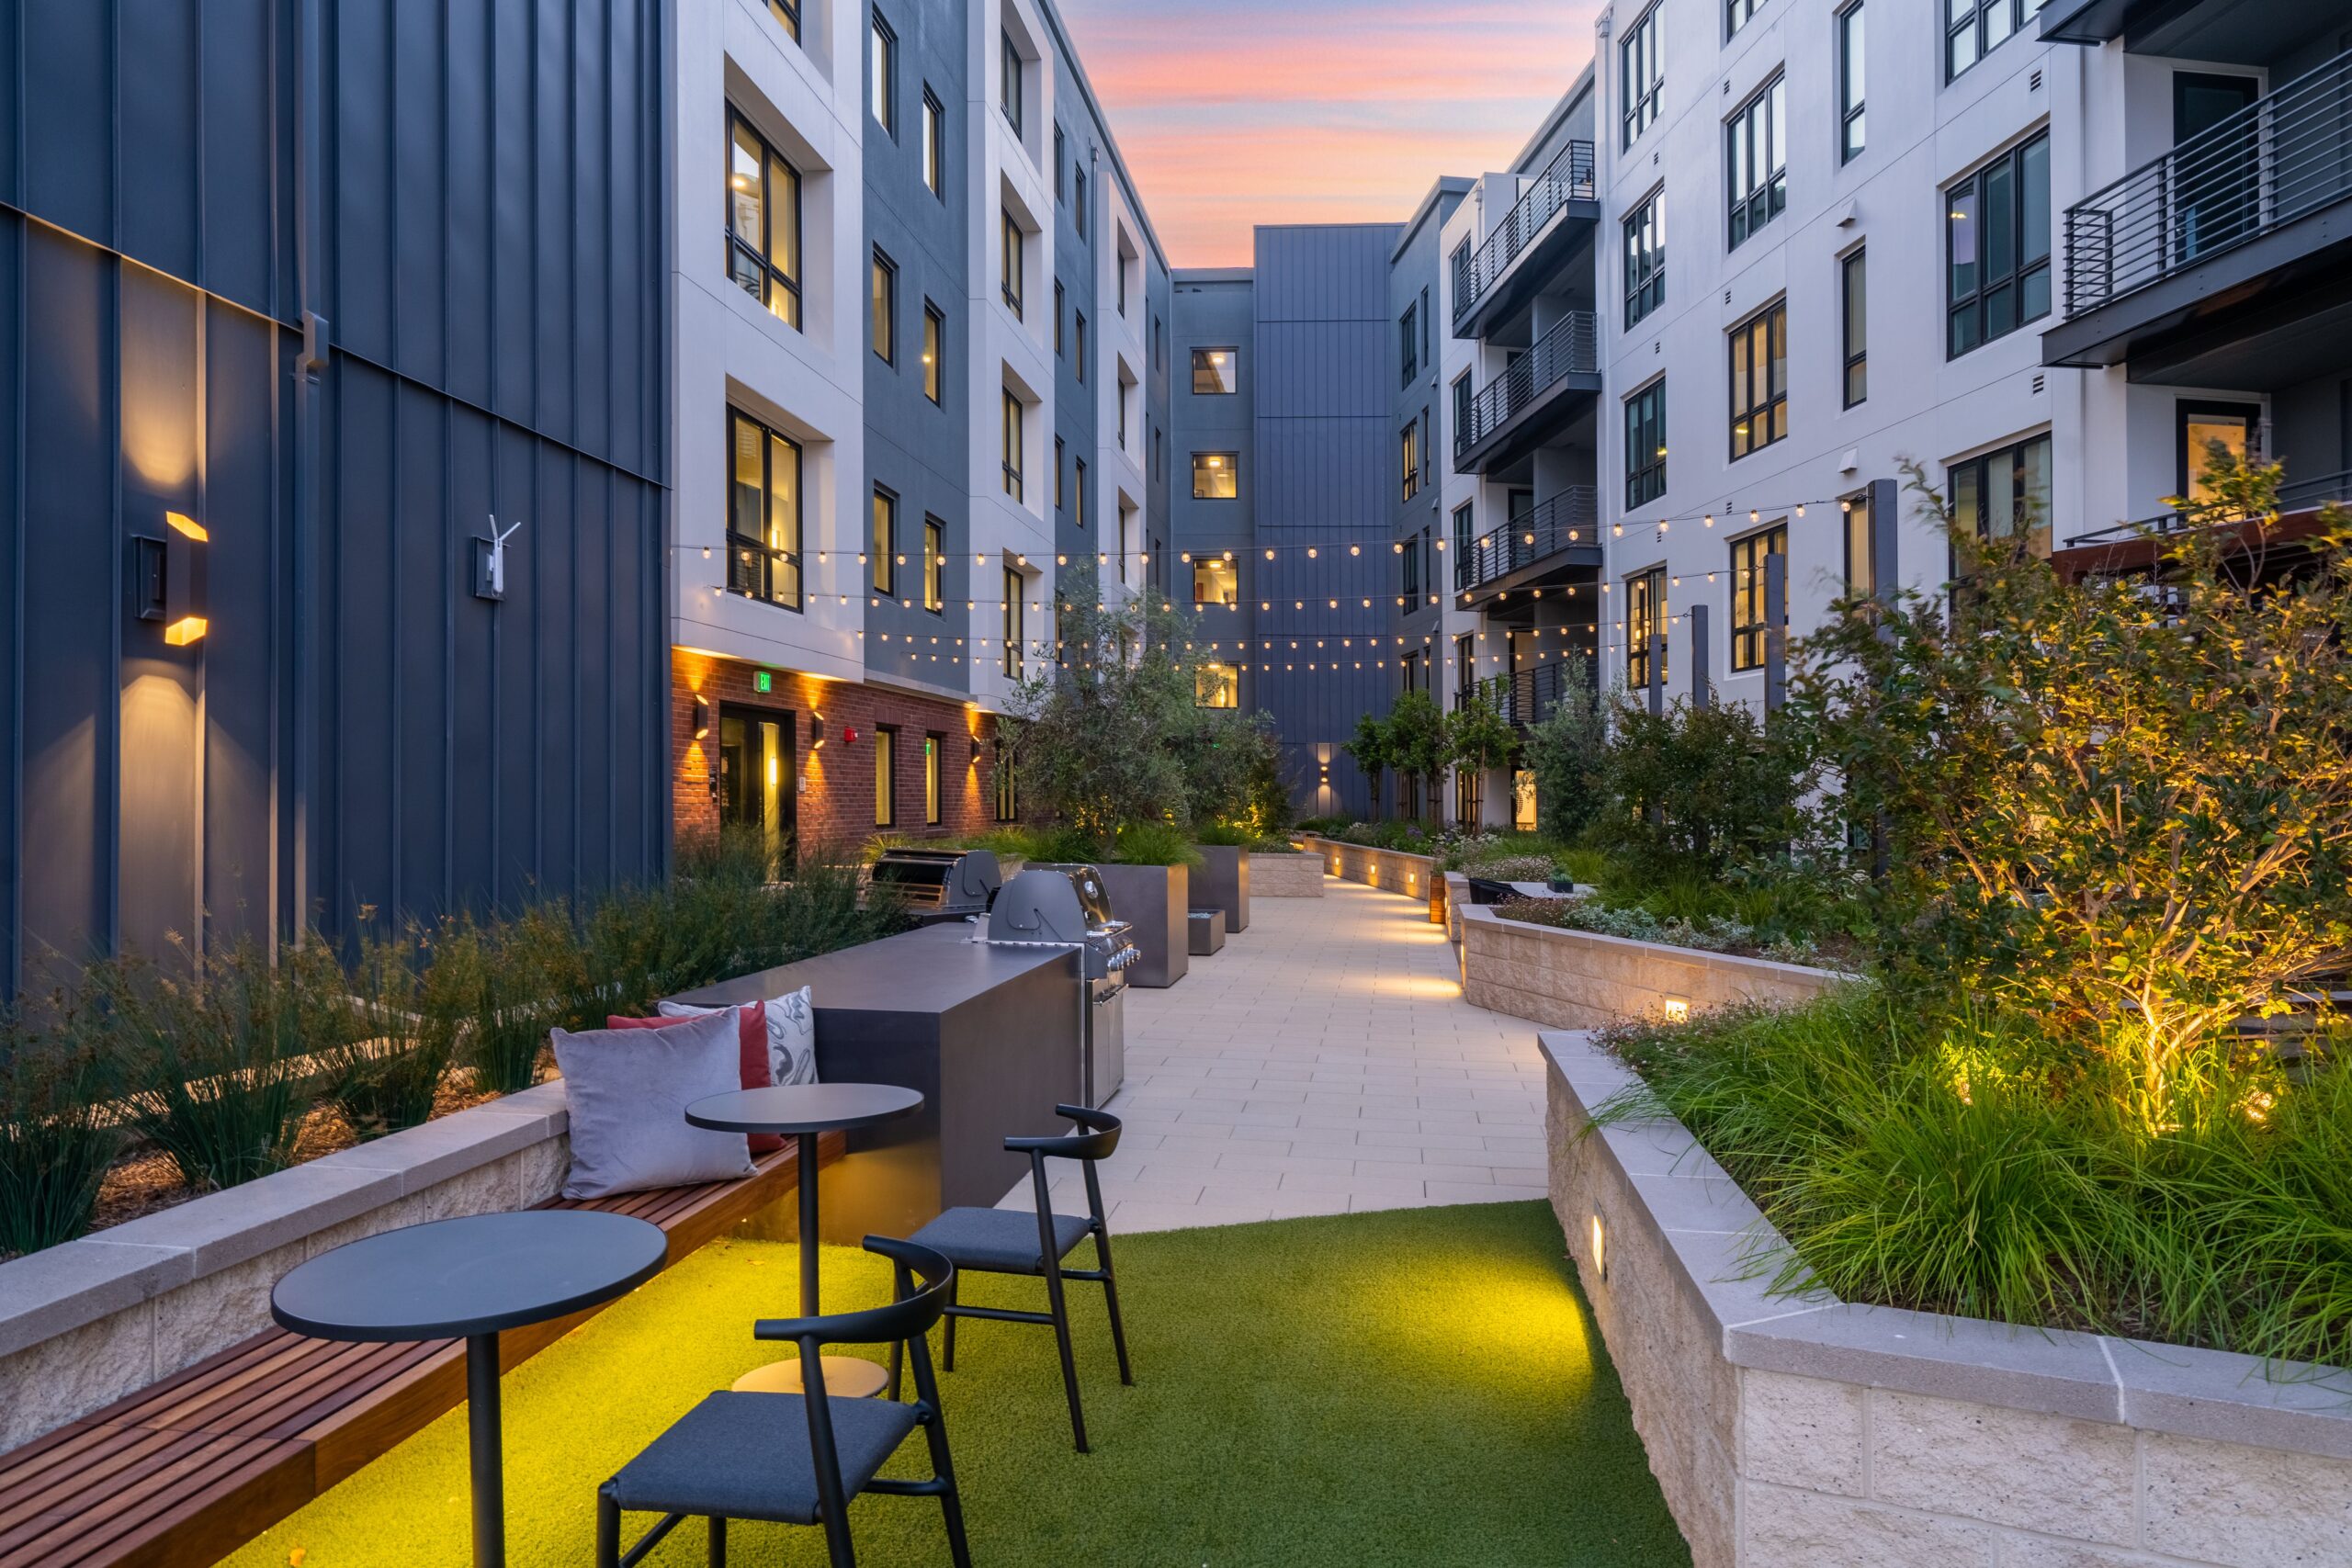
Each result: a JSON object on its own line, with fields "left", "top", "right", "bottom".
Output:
{"left": 1194, "top": 662, "right": 1239, "bottom": 710}
{"left": 922, "top": 301, "right": 944, "bottom": 404}
{"left": 1000, "top": 210, "right": 1023, "bottom": 318}
{"left": 1001, "top": 391, "right": 1024, "bottom": 501}
{"left": 1948, "top": 0, "right": 2045, "bottom": 84}
{"left": 1399, "top": 300, "right": 1419, "bottom": 386}
{"left": 1624, "top": 379, "right": 1668, "bottom": 509}
{"left": 1625, "top": 567, "right": 1668, "bottom": 690}
{"left": 1621, "top": 4, "right": 1663, "bottom": 149}
{"left": 923, "top": 732, "right": 944, "bottom": 826}
{"left": 1841, "top": 249, "right": 1867, "bottom": 408}
{"left": 1842, "top": 487, "right": 1875, "bottom": 599}
{"left": 725, "top": 406, "right": 804, "bottom": 612}
{"left": 1945, "top": 131, "right": 2052, "bottom": 359}
{"left": 1054, "top": 126, "right": 1066, "bottom": 202}
{"left": 1402, "top": 529, "right": 1421, "bottom": 600}
{"left": 1002, "top": 568, "right": 1025, "bottom": 679}
{"left": 870, "top": 11, "right": 897, "bottom": 136}
{"left": 1623, "top": 186, "right": 1665, "bottom": 327}
{"left": 993, "top": 737, "right": 1018, "bottom": 821}
{"left": 871, "top": 484, "right": 898, "bottom": 596}
{"left": 1191, "top": 556, "right": 1238, "bottom": 607}
{"left": 1838, "top": 2, "right": 1866, "bottom": 163}
{"left": 2176, "top": 400, "right": 2263, "bottom": 505}
{"left": 922, "top": 515, "right": 945, "bottom": 613}
{"left": 1192, "top": 451, "right": 1238, "bottom": 501}
{"left": 1400, "top": 421, "right": 1421, "bottom": 502}
{"left": 1192, "top": 347, "right": 1238, "bottom": 395}
{"left": 726, "top": 107, "right": 803, "bottom": 330}
{"left": 1728, "top": 523, "right": 1788, "bottom": 672}
{"left": 1726, "top": 73, "right": 1788, "bottom": 251}
{"left": 766, "top": 0, "right": 800, "bottom": 43}
{"left": 1726, "top": 0, "right": 1759, "bottom": 38}
{"left": 1949, "top": 431, "right": 2055, "bottom": 559}
{"left": 1074, "top": 312, "right": 1087, "bottom": 380}
{"left": 921, "top": 87, "right": 945, "bottom": 197}
{"left": 1001, "top": 32, "right": 1023, "bottom": 137}
{"left": 1073, "top": 457, "right": 1088, "bottom": 527}
{"left": 870, "top": 248, "right": 897, "bottom": 365}
{"left": 873, "top": 726, "right": 898, "bottom": 828}
{"left": 1728, "top": 299, "right": 1788, "bottom": 462}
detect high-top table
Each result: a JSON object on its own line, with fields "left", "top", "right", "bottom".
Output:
{"left": 684, "top": 1082, "right": 924, "bottom": 1397}
{"left": 271, "top": 1209, "right": 667, "bottom": 1568}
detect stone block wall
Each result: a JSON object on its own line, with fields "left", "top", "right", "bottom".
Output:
{"left": 1249, "top": 850, "right": 1326, "bottom": 897}
{"left": 1295, "top": 835, "right": 1443, "bottom": 919}
{"left": 1462, "top": 904, "right": 1844, "bottom": 1029}
{"left": 1544, "top": 1032, "right": 2352, "bottom": 1568}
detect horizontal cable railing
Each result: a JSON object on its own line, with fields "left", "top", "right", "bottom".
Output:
{"left": 2064, "top": 45, "right": 2352, "bottom": 315}
{"left": 1454, "top": 312, "right": 1598, "bottom": 460}
{"left": 2061, "top": 467, "right": 2351, "bottom": 548}
{"left": 1453, "top": 141, "right": 1597, "bottom": 326}
{"left": 1454, "top": 487, "right": 1599, "bottom": 592}
{"left": 1469, "top": 661, "right": 1575, "bottom": 728}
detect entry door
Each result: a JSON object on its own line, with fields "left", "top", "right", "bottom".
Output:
{"left": 718, "top": 705, "right": 796, "bottom": 868}
{"left": 2177, "top": 400, "right": 2262, "bottom": 508}
{"left": 2173, "top": 73, "right": 2259, "bottom": 263}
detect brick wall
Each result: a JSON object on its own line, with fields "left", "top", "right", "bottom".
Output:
{"left": 671, "top": 650, "right": 1011, "bottom": 853}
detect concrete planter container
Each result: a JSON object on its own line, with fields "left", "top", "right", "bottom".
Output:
{"left": 1191, "top": 844, "right": 1250, "bottom": 932}
{"left": 1459, "top": 903, "right": 1849, "bottom": 1029}
{"left": 1248, "top": 850, "right": 1324, "bottom": 897}
{"left": 1095, "top": 862, "right": 1189, "bottom": 987}
{"left": 1543, "top": 1031, "right": 2352, "bottom": 1568}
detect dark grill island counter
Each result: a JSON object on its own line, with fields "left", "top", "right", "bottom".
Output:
{"left": 667, "top": 922, "right": 1082, "bottom": 1242}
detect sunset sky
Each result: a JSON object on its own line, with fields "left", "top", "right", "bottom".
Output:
{"left": 1057, "top": 0, "right": 1605, "bottom": 268}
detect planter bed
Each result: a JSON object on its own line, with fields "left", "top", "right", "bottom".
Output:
{"left": 1459, "top": 902, "right": 1848, "bottom": 1030}
{"left": 1543, "top": 1030, "right": 2352, "bottom": 1568}
{"left": 1248, "top": 849, "right": 1324, "bottom": 897}
{"left": 1295, "top": 834, "right": 1444, "bottom": 922}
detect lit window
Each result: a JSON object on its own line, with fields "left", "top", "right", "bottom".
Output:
{"left": 1625, "top": 567, "right": 1667, "bottom": 690}
{"left": 1193, "top": 558, "right": 1238, "bottom": 606}
{"left": 922, "top": 303, "right": 944, "bottom": 403}
{"left": 1001, "top": 392, "right": 1024, "bottom": 501}
{"left": 727, "top": 408, "right": 803, "bottom": 609}
{"left": 874, "top": 727, "right": 897, "bottom": 827}
{"left": 1195, "top": 663, "right": 1239, "bottom": 709}
{"left": 1729, "top": 525, "right": 1788, "bottom": 671}
{"left": 924, "top": 733, "right": 943, "bottom": 825}
{"left": 1947, "top": 132, "right": 2051, "bottom": 358}
{"left": 1401, "top": 422, "right": 1420, "bottom": 502}
{"left": 1728, "top": 300, "right": 1787, "bottom": 460}
{"left": 1843, "top": 488, "right": 1875, "bottom": 598}
{"left": 1192, "top": 347, "right": 1238, "bottom": 394}
{"left": 872, "top": 487, "right": 897, "bottom": 595}
{"left": 1841, "top": 251, "right": 1867, "bottom": 408}
{"left": 1002, "top": 568, "right": 1025, "bottom": 679}
{"left": 871, "top": 249, "right": 896, "bottom": 364}
{"left": 727, "top": 110, "right": 802, "bottom": 329}
{"left": 923, "top": 516, "right": 944, "bottom": 612}
{"left": 1193, "top": 452, "right": 1238, "bottom": 501}
{"left": 767, "top": 0, "right": 799, "bottom": 44}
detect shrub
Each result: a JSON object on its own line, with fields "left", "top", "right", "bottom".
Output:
{"left": 1596, "top": 694, "right": 1811, "bottom": 879}
{"left": 1110, "top": 820, "right": 1204, "bottom": 868}
{"left": 1385, "top": 691, "right": 1451, "bottom": 824}
{"left": 457, "top": 904, "right": 589, "bottom": 1096}
{"left": 319, "top": 923, "right": 465, "bottom": 1139}
{"left": 1520, "top": 650, "right": 1608, "bottom": 838}
{"left": 0, "top": 997, "right": 123, "bottom": 1255}
{"left": 1342, "top": 712, "right": 1394, "bottom": 821}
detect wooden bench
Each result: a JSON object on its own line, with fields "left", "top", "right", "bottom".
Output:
{"left": 0, "top": 1134, "right": 843, "bottom": 1568}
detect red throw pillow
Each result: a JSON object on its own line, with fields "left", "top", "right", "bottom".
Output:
{"left": 605, "top": 1002, "right": 779, "bottom": 1154}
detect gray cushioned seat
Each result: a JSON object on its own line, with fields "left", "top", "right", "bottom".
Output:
{"left": 909, "top": 1207, "right": 1091, "bottom": 1274}
{"left": 608, "top": 1390, "right": 920, "bottom": 1524}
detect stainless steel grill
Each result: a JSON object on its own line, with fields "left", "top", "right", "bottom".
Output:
{"left": 869, "top": 847, "right": 1002, "bottom": 923}
{"left": 988, "top": 865, "right": 1138, "bottom": 1106}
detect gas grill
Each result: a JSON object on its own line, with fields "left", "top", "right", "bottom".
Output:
{"left": 987, "top": 865, "right": 1138, "bottom": 1106}
{"left": 868, "top": 847, "right": 1003, "bottom": 926}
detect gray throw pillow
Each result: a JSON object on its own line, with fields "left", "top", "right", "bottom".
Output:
{"left": 552, "top": 1009, "right": 754, "bottom": 1200}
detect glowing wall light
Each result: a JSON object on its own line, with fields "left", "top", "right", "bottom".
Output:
{"left": 133, "top": 511, "right": 210, "bottom": 646}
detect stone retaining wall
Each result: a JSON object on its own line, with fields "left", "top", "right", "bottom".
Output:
{"left": 1544, "top": 1032, "right": 2352, "bottom": 1568}
{"left": 1461, "top": 903, "right": 1845, "bottom": 1028}
{"left": 0, "top": 1084, "right": 574, "bottom": 1453}
{"left": 1294, "top": 835, "right": 1443, "bottom": 920}
{"left": 1249, "top": 850, "right": 1325, "bottom": 897}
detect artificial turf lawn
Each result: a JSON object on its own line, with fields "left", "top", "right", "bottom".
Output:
{"left": 224, "top": 1201, "right": 1690, "bottom": 1567}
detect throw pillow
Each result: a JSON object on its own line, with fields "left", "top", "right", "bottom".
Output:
{"left": 661, "top": 984, "right": 819, "bottom": 1086}
{"left": 551, "top": 1010, "right": 754, "bottom": 1199}
{"left": 605, "top": 1001, "right": 778, "bottom": 1154}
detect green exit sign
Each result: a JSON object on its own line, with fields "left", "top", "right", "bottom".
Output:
{"left": 754, "top": 671, "right": 773, "bottom": 694}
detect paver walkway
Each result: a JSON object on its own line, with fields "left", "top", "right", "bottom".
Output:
{"left": 999, "top": 877, "right": 1550, "bottom": 1231}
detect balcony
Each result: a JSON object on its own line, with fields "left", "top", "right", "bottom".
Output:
{"left": 2041, "top": 0, "right": 2332, "bottom": 62}
{"left": 1453, "top": 487, "right": 1601, "bottom": 609}
{"left": 1465, "top": 661, "right": 1579, "bottom": 729}
{"left": 1452, "top": 141, "right": 1597, "bottom": 344}
{"left": 1453, "top": 311, "right": 1600, "bottom": 477}
{"left": 2051, "top": 465, "right": 2351, "bottom": 584}
{"left": 2043, "top": 45, "right": 2352, "bottom": 389}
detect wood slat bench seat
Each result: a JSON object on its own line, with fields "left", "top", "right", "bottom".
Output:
{"left": 0, "top": 1133, "right": 843, "bottom": 1568}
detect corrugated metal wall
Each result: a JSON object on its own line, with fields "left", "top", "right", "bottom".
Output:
{"left": 0, "top": 0, "right": 668, "bottom": 992}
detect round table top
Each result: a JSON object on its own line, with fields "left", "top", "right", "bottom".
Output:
{"left": 271, "top": 1210, "right": 668, "bottom": 1342}
{"left": 684, "top": 1082, "right": 925, "bottom": 1136}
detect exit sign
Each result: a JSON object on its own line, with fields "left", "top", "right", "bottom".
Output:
{"left": 754, "top": 671, "right": 773, "bottom": 694}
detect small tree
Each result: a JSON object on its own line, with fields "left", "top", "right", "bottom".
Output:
{"left": 1598, "top": 694, "right": 1809, "bottom": 876}
{"left": 1447, "top": 692, "right": 1517, "bottom": 828}
{"left": 1521, "top": 649, "right": 1608, "bottom": 838}
{"left": 1343, "top": 711, "right": 1393, "bottom": 821}
{"left": 1795, "top": 452, "right": 2352, "bottom": 1125}
{"left": 1385, "top": 690, "right": 1452, "bottom": 825}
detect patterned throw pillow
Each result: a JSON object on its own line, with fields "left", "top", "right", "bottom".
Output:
{"left": 661, "top": 986, "right": 820, "bottom": 1087}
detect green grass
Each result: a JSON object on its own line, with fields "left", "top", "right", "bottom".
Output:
{"left": 226, "top": 1202, "right": 1687, "bottom": 1568}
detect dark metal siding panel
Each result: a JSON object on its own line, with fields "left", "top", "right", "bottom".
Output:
{"left": 329, "top": 361, "right": 394, "bottom": 926}
{"left": 0, "top": 220, "right": 18, "bottom": 987}
{"left": 444, "top": 0, "right": 492, "bottom": 410}
{"left": 394, "top": 380, "right": 447, "bottom": 920}
{"left": 20, "top": 0, "right": 110, "bottom": 247}
{"left": 491, "top": 0, "right": 535, "bottom": 423}
{"left": 447, "top": 404, "right": 497, "bottom": 898}
{"left": 531, "top": 0, "right": 574, "bottom": 446}
{"left": 200, "top": 0, "right": 287, "bottom": 321}
{"left": 119, "top": 0, "right": 200, "bottom": 286}
{"left": 391, "top": 0, "right": 447, "bottom": 389}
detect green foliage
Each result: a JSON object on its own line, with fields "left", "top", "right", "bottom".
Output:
{"left": 1792, "top": 454, "right": 2352, "bottom": 1122}
{"left": 1519, "top": 650, "right": 1609, "bottom": 839}
{"left": 1385, "top": 690, "right": 1451, "bottom": 823}
{"left": 318, "top": 924, "right": 464, "bottom": 1139}
{"left": 1447, "top": 691, "right": 1517, "bottom": 779}
{"left": 1342, "top": 711, "right": 1394, "bottom": 820}
{"left": 1595, "top": 694, "right": 1810, "bottom": 879}
{"left": 1110, "top": 820, "right": 1204, "bottom": 868}
{"left": 0, "top": 997, "right": 123, "bottom": 1257}
{"left": 1495, "top": 897, "right": 1823, "bottom": 966}
{"left": 1600, "top": 992, "right": 2352, "bottom": 1369}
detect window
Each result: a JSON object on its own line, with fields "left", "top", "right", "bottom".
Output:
{"left": 1419, "top": 288, "right": 1431, "bottom": 369}
{"left": 1054, "top": 282, "right": 1065, "bottom": 354}
{"left": 1002, "top": 569, "right": 1025, "bottom": 678}
{"left": 923, "top": 734, "right": 943, "bottom": 825}
{"left": 728, "top": 110, "right": 803, "bottom": 328}
{"left": 1400, "top": 422, "right": 1420, "bottom": 502}
{"left": 1841, "top": 250, "right": 1867, "bottom": 408}
{"left": 1001, "top": 392, "right": 1023, "bottom": 501}
{"left": 2177, "top": 401, "right": 2261, "bottom": 505}
{"left": 871, "top": 486, "right": 897, "bottom": 595}
{"left": 1623, "top": 188, "right": 1665, "bottom": 326}
{"left": 1195, "top": 663, "right": 1238, "bottom": 709}
{"left": 1729, "top": 301, "right": 1787, "bottom": 460}
{"left": 1399, "top": 301, "right": 1419, "bottom": 385}
{"left": 1402, "top": 532, "right": 1421, "bottom": 600}
{"left": 921, "top": 88, "right": 944, "bottom": 196}
{"left": 1452, "top": 502, "right": 1475, "bottom": 586}
{"left": 1727, "top": 0, "right": 1759, "bottom": 37}
{"left": 1951, "top": 433, "right": 2053, "bottom": 558}
{"left": 922, "top": 303, "right": 944, "bottom": 403}
{"left": 1073, "top": 170, "right": 1088, "bottom": 238}
{"left": 871, "top": 249, "right": 897, "bottom": 363}
{"left": 1451, "top": 372, "right": 1472, "bottom": 442}
{"left": 1193, "top": 557, "right": 1238, "bottom": 605}
{"left": 1117, "top": 255, "right": 1130, "bottom": 317}
{"left": 1625, "top": 567, "right": 1667, "bottom": 689}
{"left": 1729, "top": 525, "right": 1787, "bottom": 671}
{"left": 1118, "top": 383, "right": 1130, "bottom": 449}
{"left": 1193, "top": 347, "right": 1238, "bottom": 394}
{"left": 1001, "top": 211, "right": 1023, "bottom": 317}
{"left": 1727, "top": 74, "right": 1787, "bottom": 250}
{"left": 767, "top": 0, "right": 799, "bottom": 43}
{"left": 873, "top": 727, "right": 897, "bottom": 827}
{"left": 1001, "top": 33, "right": 1023, "bottom": 136}
{"left": 1947, "top": 133, "right": 2050, "bottom": 357}
{"left": 1625, "top": 380, "right": 1668, "bottom": 508}
{"left": 922, "top": 516, "right": 944, "bottom": 612}
{"left": 993, "top": 739, "right": 1018, "bottom": 821}
{"left": 1153, "top": 427, "right": 1164, "bottom": 482}
{"left": 1622, "top": 4, "right": 1662, "bottom": 148}
{"left": 1074, "top": 313, "right": 1087, "bottom": 379}
{"left": 1055, "top": 437, "right": 1065, "bottom": 509}
{"left": 1073, "top": 458, "right": 1088, "bottom": 526}
{"left": 1054, "top": 127, "right": 1066, "bottom": 201}
{"left": 1838, "top": 4, "right": 1866, "bottom": 162}
{"left": 1843, "top": 488, "right": 1875, "bottom": 598}
{"left": 1455, "top": 632, "right": 1476, "bottom": 705}
{"left": 870, "top": 12, "right": 895, "bottom": 135}
{"left": 1948, "top": 0, "right": 2047, "bottom": 83}
{"left": 1189, "top": 451, "right": 1238, "bottom": 501}
{"left": 727, "top": 408, "right": 803, "bottom": 609}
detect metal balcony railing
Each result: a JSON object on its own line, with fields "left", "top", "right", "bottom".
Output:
{"left": 1454, "top": 312, "right": 1599, "bottom": 460}
{"left": 1466, "top": 661, "right": 1576, "bottom": 728}
{"left": 2064, "top": 45, "right": 2352, "bottom": 316}
{"left": 1453, "top": 487, "right": 1599, "bottom": 592}
{"left": 2062, "top": 466, "right": 2352, "bottom": 549}
{"left": 1453, "top": 141, "right": 1597, "bottom": 327}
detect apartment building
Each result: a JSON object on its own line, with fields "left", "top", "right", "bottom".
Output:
{"left": 669, "top": 0, "right": 1171, "bottom": 856}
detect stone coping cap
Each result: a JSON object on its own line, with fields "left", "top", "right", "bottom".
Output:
{"left": 1540, "top": 1030, "right": 2352, "bottom": 1460}
{"left": 0, "top": 1083, "right": 571, "bottom": 1360}
{"left": 1466, "top": 902, "right": 1855, "bottom": 984}
{"left": 1294, "top": 834, "right": 1442, "bottom": 869}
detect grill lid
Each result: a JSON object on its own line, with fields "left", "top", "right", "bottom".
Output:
{"left": 870, "top": 847, "right": 1002, "bottom": 911}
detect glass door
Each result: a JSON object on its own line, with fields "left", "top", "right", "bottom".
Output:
{"left": 718, "top": 705, "right": 797, "bottom": 871}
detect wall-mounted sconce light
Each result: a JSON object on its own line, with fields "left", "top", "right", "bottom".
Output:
{"left": 694, "top": 694, "right": 710, "bottom": 739}
{"left": 1591, "top": 1214, "right": 1608, "bottom": 1281}
{"left": 133, "top": 511, "right": 210, "bottom": 646}
{"left": 474, "top": 514, "right": 523, "bottom": 602}
{"left": 809, "top": 713, "right": 827, "bottom": 750}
